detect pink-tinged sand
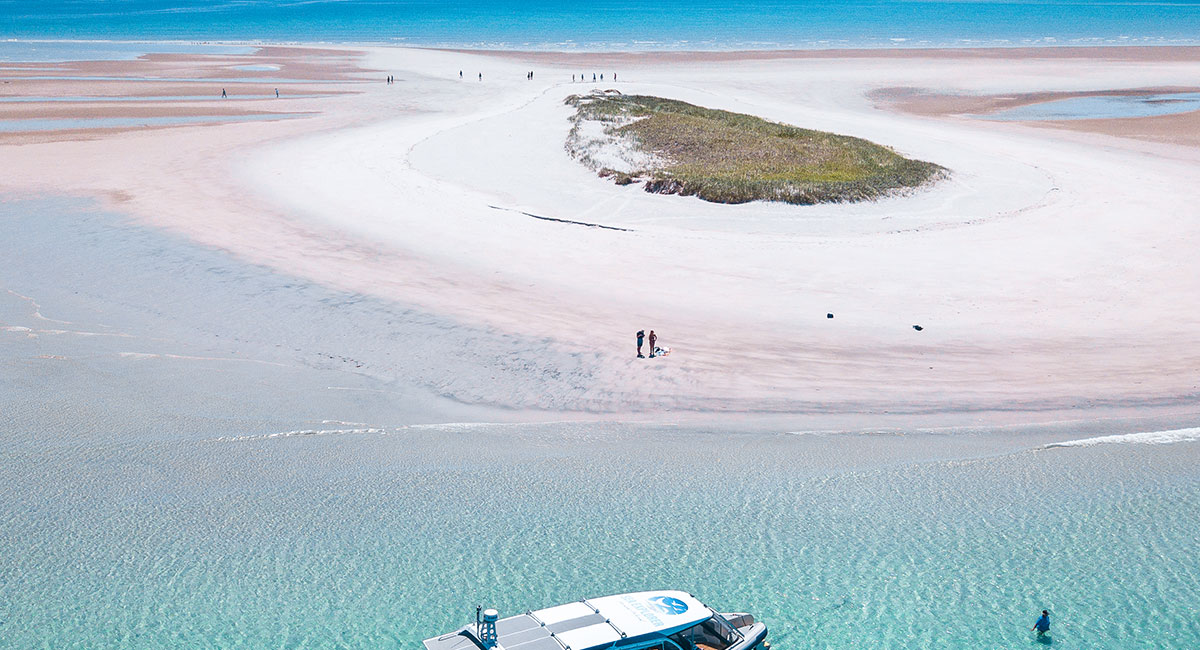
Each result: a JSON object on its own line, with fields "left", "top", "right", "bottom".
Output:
{"left": 3, "top": 44, "right": 1200, "bottom": 422}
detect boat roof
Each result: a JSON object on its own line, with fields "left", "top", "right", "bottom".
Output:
{"left": 424, "top": 591, "right": 712, "bottom": 650}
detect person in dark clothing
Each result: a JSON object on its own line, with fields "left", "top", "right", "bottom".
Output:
{"left": 221, "top": 88, "right": 227, "bottom": 98}
{"left": 648, "top": 330, "right": 657, "bottom": 356}
{"left": 636, "top": 330, "right": 645, "bottom": 358}
{"left": 1032, "top": 611, "right": 1050, "bottom": 637}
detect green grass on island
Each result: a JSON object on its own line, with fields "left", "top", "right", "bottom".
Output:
{"left": 565, "top": 92, "right": 948, "bottom": 205}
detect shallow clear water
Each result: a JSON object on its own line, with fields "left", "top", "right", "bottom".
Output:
{"left": 0, "top": 94, "right": 312, "bottom": 102}
{"left": 2, "top": 1, "right": 1200, "bottom": 49}
{"left": 984, "top": 93, "right": 1200, "bottom": 121}
{"left": 0, "top": 75, "right": 345, "bottom": 83}
{"left": 0, "top": 40, "right": 254, "bottom": 62}
{"left": 0, "top": 113, "right": 300, "bottom": 132}
{"left": 1, "top": 423, "right": 1198, "bottom": 649}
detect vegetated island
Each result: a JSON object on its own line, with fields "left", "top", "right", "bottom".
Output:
{"left": 565, "top": 91, "right": 948, "bottom": 205}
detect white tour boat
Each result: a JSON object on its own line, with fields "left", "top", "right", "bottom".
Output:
{"left": 423, "top": 591, "right": 768, "bottom": 650}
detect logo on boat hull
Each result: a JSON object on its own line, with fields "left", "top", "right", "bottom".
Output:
{"left": 648, "top": 596, "right": 689, "bottom": 616}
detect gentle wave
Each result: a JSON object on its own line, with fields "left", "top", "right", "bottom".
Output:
{"left": 210, "top": 427, "right": 390, "bottom": 442}
{"left": 1042, "top": 427, "right": 1200, "bottom": 449}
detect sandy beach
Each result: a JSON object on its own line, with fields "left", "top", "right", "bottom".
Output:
{"left": 3, "top": 44, "right": 1200, "bottom": 426}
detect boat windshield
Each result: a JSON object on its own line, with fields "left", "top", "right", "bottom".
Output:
{"left": 669, "top": 614, "right": 743, "bottom": 650}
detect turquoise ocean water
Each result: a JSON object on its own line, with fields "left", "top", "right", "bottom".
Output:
{"left": 3, "top": 421, "right": 1199, "bottom": 649}
{"left": 2, "top": 0, "right": 1200, "bottom": 50}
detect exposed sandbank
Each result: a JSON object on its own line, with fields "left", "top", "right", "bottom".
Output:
{"left": 3, "top": 44, "right": 1200, "bottom": 426}
{"left": 876, "top": 85, "right": 1200, "bottom": 147}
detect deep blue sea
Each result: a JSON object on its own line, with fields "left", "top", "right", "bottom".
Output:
{"left": 2, "top": 0, "right": 1200, "bottom": 50}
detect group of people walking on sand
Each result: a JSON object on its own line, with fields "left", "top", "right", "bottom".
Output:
{"left": 386, "top": 75, "right": 394, "bottom": 84}
{"left": 447, "top": 69, "right": 616, "bottom": 83}
{"left": 635, "top": 329, "right": 667, "bottom": 358}
{"left": 572, "top": 72, "right": 616, "bottom": 82}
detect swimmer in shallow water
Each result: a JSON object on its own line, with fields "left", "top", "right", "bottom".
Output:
{"left": 1032, "top": 611, "right": 1050, "bottom": 638}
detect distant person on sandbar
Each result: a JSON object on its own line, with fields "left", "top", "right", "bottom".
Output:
{"left": 648, "top": 330, "right": 657, "bottom": 353}
{"left": 1032, "top": 611, "right": 1050, "bottom": 638}
{"left": 572, "top": 74, "right": 575, "bottom": 82}
{"left": 592, "top": 73, "right": 596, "bottom": 81}
{"left": 479, "top": 72, "right": 482, "bottom": 81}
{"left": 221, "top": 88, "right": 227, "bottom": 98}
{"left": 613, "top": 73, "right": 617, "bottom": 81}
{"left": 636, "top": 330, "right": 645, "bottom": 358}
{"left": 459, "top": 70, "right": 463, "bottom": 78}
{"left": 600, "top": 73, "right": 604, "bottom": 80}
{"left": 275, "top": 88, "right": 279, "bottom": 98}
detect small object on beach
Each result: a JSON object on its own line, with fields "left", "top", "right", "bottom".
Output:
{"left": 827, "top": 313, "right": 833, "bottom": 319}
{"left": 913, "top": 325, "right": 924, "bottom": 331}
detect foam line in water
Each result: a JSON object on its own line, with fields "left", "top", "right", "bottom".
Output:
{"left": 209, "top": 427, "right": 391, "bottom": 442}
{"left": 1042, "top": 427, "right": 1200, "bottom": 449}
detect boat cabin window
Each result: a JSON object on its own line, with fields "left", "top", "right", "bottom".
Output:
{"left": 669, "top": 616, "right": 742, "bottom": 650}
